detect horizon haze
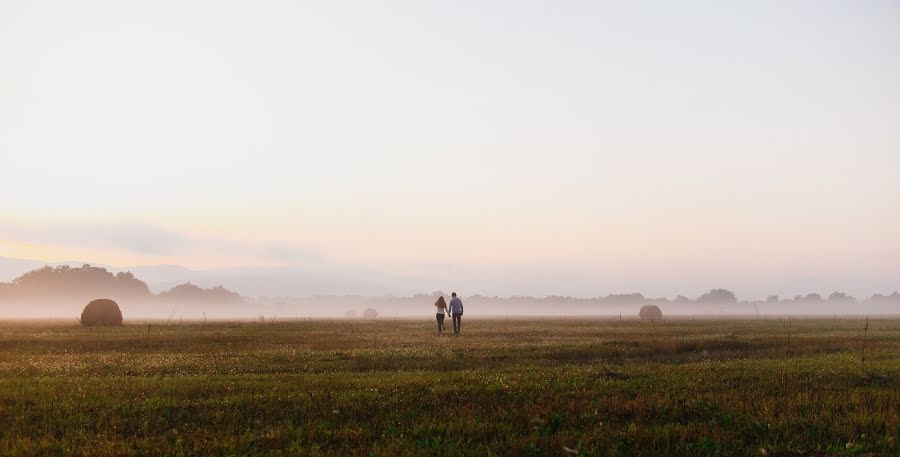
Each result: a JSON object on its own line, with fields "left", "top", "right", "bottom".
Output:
{"left": 1, "top": 262, "right": 898, "bottom": 319}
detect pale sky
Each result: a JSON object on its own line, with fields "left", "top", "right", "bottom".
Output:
{"left": 1, "top": 1, "right": 899, "bottom": 297}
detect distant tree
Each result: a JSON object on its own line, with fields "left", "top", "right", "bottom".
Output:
{"left": 2, "top": 264, "right": 152, "bottom": 303}
{"left": 766, "top": 295, "right": 779, "bottom": 304}
{"left": 158, "top": 283, "right": 241, "bottom": 304}
{"left": 827, "top": 292, "right": 856, "bottom": 304}
{"left": 673, "top": 295, "right": 691, "bottom": 303}
{"left": 206, "top": 285, "right": 243, "bottom": 304}
{"left": 362, "top": 308, "right": 378, "bottom": 319}
{"left": 867, "top": 292, "right": 900, "bottom": 305}
{"left": 112, "top": 271, "right": 153, "bottom": 297}
{"left": 697, "top": 289, "right": 737, "bottom": 304}
{"left": 603, "top": 293, "right": 647, "bottom": 304}
{"left": 159, "top": 283, "right": 206, "bottom": 302}
{"left": 413, "top": 291, "right": 447, "bottom": 302}
{"left": 801, "top": 293, "right": 822, "bottom": 303}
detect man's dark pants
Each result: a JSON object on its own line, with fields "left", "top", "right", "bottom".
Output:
{"left": 452, "top": 313, "right": 462, "bottom": 334}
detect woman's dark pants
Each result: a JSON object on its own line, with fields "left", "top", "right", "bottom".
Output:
{"left": 436, "top": 313, "right": 445, "bottom": 333}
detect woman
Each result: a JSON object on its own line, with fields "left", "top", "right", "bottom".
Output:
{"left": 434, "top": 296, "right": 448, "bottom": 333}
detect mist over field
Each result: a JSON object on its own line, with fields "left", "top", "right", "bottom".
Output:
{"left": 0, "top": 261, "right": 896, "bottom": 320}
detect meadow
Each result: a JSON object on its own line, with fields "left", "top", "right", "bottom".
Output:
{"left": 0, "top": 317, "right": 897, "bottom": 456}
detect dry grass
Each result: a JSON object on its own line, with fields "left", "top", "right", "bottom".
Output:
{"left": 0, "top": 318, "right": 897, "bottom": 456}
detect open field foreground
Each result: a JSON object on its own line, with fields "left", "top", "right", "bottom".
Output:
{"left": 1, "top": 318, "right": 898, "bottom": 456}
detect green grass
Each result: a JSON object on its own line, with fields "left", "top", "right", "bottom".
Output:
{"left": 1, "top": 318, "right": 898, "bottom": 456}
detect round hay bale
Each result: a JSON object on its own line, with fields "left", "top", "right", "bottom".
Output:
{"left": 639, "top": 304, "right": 663, "bottom": 321}
{"left": 80, "top": 299, "right": 123, "bottom": 326}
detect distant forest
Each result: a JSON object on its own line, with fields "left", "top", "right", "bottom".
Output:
{"left": 252, "top": 288, "right": 900, "bottom": 308}
{"left": 0, "top": 265, "right": 242, "bottom": 305}
{"left": 1, "top": 265, "right": 898, "bottom": 311}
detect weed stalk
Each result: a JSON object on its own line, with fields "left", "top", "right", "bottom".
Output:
{"left": 861, "top": 316, "right": 869, "bottom": 374}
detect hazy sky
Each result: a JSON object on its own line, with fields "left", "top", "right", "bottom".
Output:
{"left": 1, "top": 1, "right": 899, "bottom": 297}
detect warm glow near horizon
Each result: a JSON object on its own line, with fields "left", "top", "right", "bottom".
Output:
{"left": 2, "top": 0, "right": 899, "bottom": 297}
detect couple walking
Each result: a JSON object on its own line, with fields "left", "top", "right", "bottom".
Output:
{"left": 434, "top": 292, "right": 463, "bottom": 335}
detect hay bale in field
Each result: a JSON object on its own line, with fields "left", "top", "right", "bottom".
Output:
{"left": 80, "top": 298, "right": 123, "bottom": 325}
{"left": 639, "top": 305, "right": 663, "bottom": 321}
{"left": 362, "top": 308, "right": 378, "bottom": 319}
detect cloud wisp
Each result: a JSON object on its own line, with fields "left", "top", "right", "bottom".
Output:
{"left": 0, "top": 220, "right": 318, "bottom": 266}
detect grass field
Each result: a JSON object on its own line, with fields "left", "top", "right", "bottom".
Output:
{"left": 1, "top": 317, "right": 898, "bottom": 456}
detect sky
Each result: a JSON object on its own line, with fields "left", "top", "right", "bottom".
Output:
{"left": 1, "top": 0, "right": 899, "bottom": 298}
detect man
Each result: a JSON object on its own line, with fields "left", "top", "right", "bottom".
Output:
{"left": 448, "top": 292, "right": 464, "bottom": 335}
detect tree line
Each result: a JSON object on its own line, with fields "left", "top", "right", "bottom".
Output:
{"left": 0, "top": 265, "right": 242, "bottom": 305}
{"left": 251, "top": 288, "right": 900, "bottom": 308}
{"left": 2, "top": 265, "right": 896, "bottom": 309}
